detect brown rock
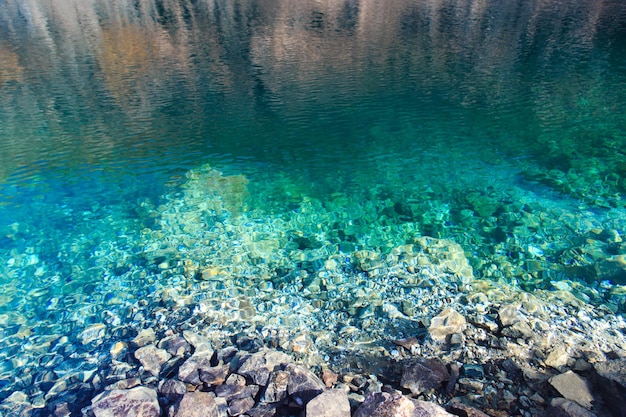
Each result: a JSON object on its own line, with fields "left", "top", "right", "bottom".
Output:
{"left": 92, "top": 387, "right": 160, "bottom": 417}
{"left": 354, "top": 393, "right": 454, "bottom": 417}
{"left": 286, "top": 364, "right": 326, "bottom": 405}
{"left": 179, "top": 351, "right": 215, "bottom": 385}
{"left": 175, "top": 391, "right": 219, "bottom": 417}
{"left": 305, "top": 390, "right": 350, "bottom": 417}
{"left": 401, "top": 358, "right": 450, "bottom": 395}
{"left": 429, "top": 308, "right": 466, "bottom": 343}
{"left": 135, "top": 345, "right": 172, "bottom": 376}
{"left": 549, "top": 371, "right": 594, "bottom": 409}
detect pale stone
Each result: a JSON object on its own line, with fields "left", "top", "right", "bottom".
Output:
{"left": 549, "top": 371, "right": 595, "bottom": 409}
{"left": 92, "top": 387, "right": 160, "bottom": 417}
{"left": 135, "top": 345, "right": 172, "bottom": 376}
{"left": 545, "top": 345, "right": 570, "bottom": 369}
{"left": 175, "top": 391, "right": 219, "bottom": 417}
{"left": 306, "top": 390, "right": 350, "bottom": 417}
{"left": 428, "top": 308, "right": 466, "bottom": 342}
{"left": 133, "top": 328, "right": 156, "bottom": 347}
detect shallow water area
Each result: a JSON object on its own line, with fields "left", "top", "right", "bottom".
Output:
{"left": 1, "top": 0, "right": 626, "bottom": 415}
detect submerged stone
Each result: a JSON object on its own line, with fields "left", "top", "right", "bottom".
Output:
{"left": 91, "top": 387, "right": 160, "bottom": 417}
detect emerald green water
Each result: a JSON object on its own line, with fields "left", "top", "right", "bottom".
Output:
{"left": 0, "top": 0, "right": 626, "bottom": 403}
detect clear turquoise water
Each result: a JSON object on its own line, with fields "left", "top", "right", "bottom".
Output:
{"left": 1, "top": 0, "right": 626, "bottom": 402}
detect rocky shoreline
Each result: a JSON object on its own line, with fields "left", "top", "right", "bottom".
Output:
{"left": 3, "top": 276, "right": 626, "bottom": 417}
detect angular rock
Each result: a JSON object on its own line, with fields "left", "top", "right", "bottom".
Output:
{"left": 549, "top": 398, "right": 597, "bottom": 417}
{"left": 549, "top": 371, "right": 594, "bottom": 409}
{"left": 286, "top": 364, "right": 326, "bottom": 405}
{"left": 200, "top": 364, "right": 231, "bottom": 386}
{"left": 305, "top": 390, "right": 350, "bottom": 417}
{"left": 262, "top": 371, "right": 289, "bottom": 403}
{"left": 593, "top": 358, "right": 626, "bottom": 417}
{"left": 401, "top": 358, "right": 450, "bottom": 395}
{"left": 135, "top": 345, "right": 171, "bottom": 376}
{"left": 445, "top": 401, "right": 491, "bottom": 417}
{"left": 178, "top": 351, "right": 215, "bottom": 385}
{"left": 498, "top": 304, "right": 524, "bottom": 327}
{"left": 92, "top": 387, "right": 160, "bottom": 417}
{"left": 354, "top": 393, "right": 454, "bottom": 417}
{"left": 158, "top": 379, "right": 188, "bottom": 403}
{"left": 175, "top": 391, "right": 219, "bottom": 417}
{"left": 158, "top": 335, "right": 192, "bottom": 357}
{"left": 215, "top": 384, "right": 259, "bottom": 401}
{"left": 545, "top": 345, "right": 570, "bottom": 370}
{"left": 133, "top": 329, "right": 156, "bottom": 347}
{"left": 247, "top": 404, "right": 278, "bottom": 417}
{"left": 429, "top": 308, "right": 466, "bottom": 343}
{"left": 228, "top": 396, "right": 255, "bottom": 416}
{"left": 182, "top": 330, "right": 212, "bottom": 353}
{"left": 238, "top": 349, "right": 292, "bottom": 386}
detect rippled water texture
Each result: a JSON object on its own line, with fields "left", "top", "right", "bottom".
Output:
{"left": 1, "top": 0, "right": 626, "bottom": 403}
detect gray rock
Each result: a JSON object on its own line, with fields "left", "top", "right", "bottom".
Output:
{"left": 549, "top": 371, "right": 594, "bottom": 409}
{"left": 175, "top": 391, "right": 219, "bottom": 417}
{"left": 158, "top": 379, "right": 188, "bottom": 402}
{"left": 238, "top": 349, "right": 292, "bottom": 386}
{"left": 498, "top": 304, "right": 524, "bottom": 327}
{"left": 401, "top": 358, "right": 450, "bottom": 395}
{"left": 593, "top": 358, "right": 626, "bottom": 417}
{"left": 133, "top": 328, "right": 156, "bottom": 347}
{"left": 247, "top": 404, "right": 278, "bottom": 417}
{"left": 158, "top": 335, "right": 192, "bottom": 357}
{"left": 305, "top": 390, "right": 350, "bottom": 417}
{"left": 429, "top": 308, "right": 466, "bottom": 343}
{"left": 445, "top": 401, "right": 491, "bottom": 417}
{"left": 286, "top": 364, "right": 326, "bottom": 405}
{"left": 462, "top": 364, "right": 484, "bottom": 379}
{"left": 354, "top": 393, "right": 454, "bottom": 417}
{"left": 228, "top": 397, "right": 255, "bottom": 416}
{"left": 179, "top": 351, "right": 215, "bottom": 385}
{"left": 200, "top": 364, "right": 231, "bottom": 386}
{"left": 262, "top": 370, "right": 289, "bottom": 403}
{"left": 135, "top": 345, "right": 171, "bottom": 376}
{"left": 92, "top": 387, "right": 160, "bottom": 417}
{"left": 182, "top": 330, "right": 212, "bottom": 353}
{"left": 549, "top": 398, "right": 597, "bottom": 417}
{"left": 215, "top": 384, "right": 260, "bottom": 401}
{"left": 545, "top": 345, "right": 570, "bottom": 370}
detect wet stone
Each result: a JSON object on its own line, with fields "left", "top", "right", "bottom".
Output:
{"left": 401, "top": 358, "right": 450, "bottom": 395}
{"left": 463, "top": 364, "right": 485, "bottom": 379}
{"left": 158, "top": 379, "right": 188, "bottom": 403}
{"left": 135, "top": 344, "right": 171, "bottom": 376}
{"left": 133, "top": 329, "right": 156, "bottom": 348}
{"left": 262, "top": 370, "right": 289, "bottom": 403}
{"left": 178, "top": 351, "right": 215, "bottom": 385}
{"left": 199, "top": 364, "right": 231, "bottom": 386}
{"left": 429, "top": 308, "right": 466, "bottom": 343}
{"left": 215, "top": 384, "right": 260, "bottom": 401}
{"left": 286, "top": 363, "right": 326, "bottom": 405}
{"left": 238, "top": 350, "right": 292, "bottom": 386}
{"left": 91, "top": 386, "right": 160, "bottom": 417}
{"left": 158, "top": 335, "right": 192, "bottom": 357}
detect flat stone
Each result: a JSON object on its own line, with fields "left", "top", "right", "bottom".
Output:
{"left": 179, "top": 351, "right": 215, "bottom": 385}
{"left": 92, "top": 387, "right": 160, "bottom": 417}
{"left": 549, "top": 371, "right": 594, "bottom": 409}
{"left": 545, "top": 345, "right": 570, "bottom": 369}
{"left": 305, "top": 390, "right": 350, "bottom": 417}
{"left": 401, "top": 358, "right": 450, "bottom": 395}
{"left": 135, "top": 345, "right": 171, "bottom": 376}
{"left": 215, "top": 384, "right": 259, "bottom": 401}
{"left": 175, "top": 391, "right": 219, "bottom": 417}
{"left": 429, "top": 308, "right": 466, "bottom": 343}
{"left": 354, "top": 393, "right": 454, "bottom": 417}
{"left": 286, "top": 363, "right": 326, "bottom": 405}
{"left": 80, "top": 323, "right": 107, "bottom": 345}
{"left": 133, "top": 329, "right": 156, "bottom": 347}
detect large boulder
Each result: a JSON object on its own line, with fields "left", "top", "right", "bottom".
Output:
{"left": 92, "top": 387, "right": 160, "bottom": 417}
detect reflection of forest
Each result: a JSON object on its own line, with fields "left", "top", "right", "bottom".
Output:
{"left": 0, "top": 0, "right": 624, "bottom": 182}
